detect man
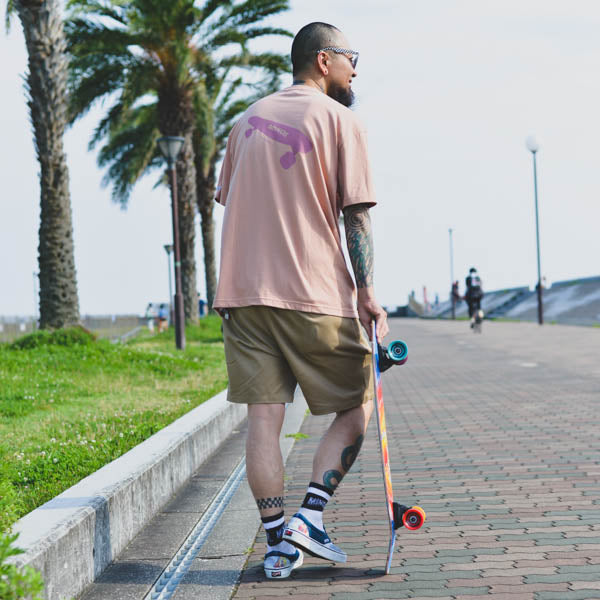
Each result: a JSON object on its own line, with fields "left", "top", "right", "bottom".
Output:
{"left": 157, "top": 303, "right": 169, "bottom": 333}
{"left": 214, "top": 22, "right": 388, "bottom": 579}
{"left": 465, "top": 267, "right": 484, "bottom": 324}
{"left": 451, "top": 280, "right": 460, "bottom": 319}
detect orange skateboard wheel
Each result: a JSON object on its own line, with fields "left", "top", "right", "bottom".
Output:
{"left": 403, "top": 506, "right": 426, "bottom": 530}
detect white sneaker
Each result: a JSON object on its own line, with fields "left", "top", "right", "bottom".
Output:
{"left": 263, "top": 548, "right": 303, "bottom": 579}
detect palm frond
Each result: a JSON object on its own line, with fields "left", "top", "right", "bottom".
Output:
{"left": 207, "top": 26, "right": 248, "bottom": 50}
{"left": 5, "top": 0, "right": 15, "bottom": 33}
{"left": 214, "top": 76, "right": 243, "bottom": 110}
{"left": 66, "top": 14, "right": 158, "bottom": 122}
{"left": 89, "top": 101, "right": 126, "bottom": 149}
{"left": 65, "top": 18, "right": 138, "bottom": 57}
{"left": 223, "top": 0, "right": 290, "bottom": 28}
{"left": 66, "top": 0, "right": 126, "bottom": 24}
{"left": 97, "top": 103, "right": 160, "bottom": 206}
{"left": 239, "top": 26, "right": 292, "bottom": 40}
{"left": 198, "top": 0, "right": 231, "bottom": 25}
{"left": 219, "top": 51, "right": 290, "bottom": 73}
{"left": 68, "top": 60, "right": 128, "bottom": 122}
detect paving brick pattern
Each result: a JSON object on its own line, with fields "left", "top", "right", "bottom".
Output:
{"left": 232, "top": 320, "right": 600, "bottom": 599}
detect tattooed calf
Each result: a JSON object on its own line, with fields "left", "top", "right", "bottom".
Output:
{"left": 341, "top": 434, "right": 364, "bottom": 472}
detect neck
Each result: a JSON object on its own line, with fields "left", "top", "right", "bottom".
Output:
{"left": 292, "top": 76, "right": 325, "bottom": 93}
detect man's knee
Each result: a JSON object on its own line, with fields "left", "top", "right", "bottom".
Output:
{"left": 336, "top": 398, "right": 373, "bottom": 431}
{"left": 247, "top": 403, "right": 286, "bottom": 440}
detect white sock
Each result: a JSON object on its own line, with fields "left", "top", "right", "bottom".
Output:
{"left": 297, "top": 482, "right": 333, "bottom": 530}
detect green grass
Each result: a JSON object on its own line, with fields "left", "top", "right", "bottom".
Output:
{"left": 284, "top": 433, "right": 310, "bottom": 440}
{"left": 0, "top": 317, "right": 227, "bottom": 533}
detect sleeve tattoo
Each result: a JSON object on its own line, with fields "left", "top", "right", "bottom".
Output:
{"left": 343, "top": 204, "right": 374, "bottom": 288}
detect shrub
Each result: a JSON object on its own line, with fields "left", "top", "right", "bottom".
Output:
{"left": 11, "top": 326, "right": 96, "bottom": 350}
{"left": 0, "top": 533, "right": 44, "bottom": 600}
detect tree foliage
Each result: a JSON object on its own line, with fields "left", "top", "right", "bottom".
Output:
{"left": 66, "top": 0, "right": 292, "bottom": 310}
{"left": 66, "top": 0, "right": 291, "bottom": 206}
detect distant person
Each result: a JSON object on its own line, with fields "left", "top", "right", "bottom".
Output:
{"left": 451, "top": 281, "right": 460, "bottom": 305}
{"left": 465, "top": 267, "right": 484, "bottom": 325}
{"left": 145, "top": 303, "right": 155, "bottom": 333}
{"left": 157, "top": 304, "right": 169, "bottom": 333}
{"left": 450, "top": 280, "right": 460, "bottom": 319}
{"left": 198, "top": 297, "right": 206, "bottom": 317}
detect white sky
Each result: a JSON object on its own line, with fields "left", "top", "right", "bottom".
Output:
{"left": 2, "top": 0, "right": 600, "bottom": 316}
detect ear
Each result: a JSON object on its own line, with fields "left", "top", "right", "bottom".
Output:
{"left": 316, "top": 50, "right": 329, "bottom": 76}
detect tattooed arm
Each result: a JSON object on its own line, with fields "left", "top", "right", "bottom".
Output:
{"left": 343, "top": 204, "right": 389, "bottom": 341}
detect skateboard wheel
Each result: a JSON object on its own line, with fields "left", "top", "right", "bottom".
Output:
{"left": 403, "top": 506, "right": 426, "bottom": 530}
{"left": 388, "top": 340, "right": 408, "bottom": 365}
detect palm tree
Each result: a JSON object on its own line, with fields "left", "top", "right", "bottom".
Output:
{"left": 6, "top": 0, "right": 80, "bottom": 329}
{"left": 66, "top": 0, "right": 291, "bottom": 321}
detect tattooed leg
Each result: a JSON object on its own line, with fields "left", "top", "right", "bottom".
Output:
{"left": 311, "top": 402, "right": 373, "bottom": 491}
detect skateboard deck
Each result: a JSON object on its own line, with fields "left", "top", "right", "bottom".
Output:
{"left": 371, "top": 323, "right": 426, "bottom": 574}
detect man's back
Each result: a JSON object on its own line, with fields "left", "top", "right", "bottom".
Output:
{"left": 466, "top": 273, "right": 483, "bottom": 298}
{"left": 214, "top": 85, "right": 375, "bottom": 319}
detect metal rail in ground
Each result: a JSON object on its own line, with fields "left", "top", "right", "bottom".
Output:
{"left": 143, "top": 457, "right": 247, "bottom": 600}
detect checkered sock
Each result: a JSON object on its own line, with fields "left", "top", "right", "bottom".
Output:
{"left": 261, "top": 511, "right": 295, "bottom": 554}
{"left": 297, "top": 482, "right": 333, "bottom": 530}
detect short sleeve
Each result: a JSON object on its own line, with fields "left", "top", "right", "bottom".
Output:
{"left": 215, "top": 129, "right": 235, "bottom": 206}
{"left": 337, "top": 118, "right": 376, "bottom": 209}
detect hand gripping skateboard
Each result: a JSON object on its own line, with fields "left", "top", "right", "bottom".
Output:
{"left": 372, "top": 323, "right": 426, "bottom": 574}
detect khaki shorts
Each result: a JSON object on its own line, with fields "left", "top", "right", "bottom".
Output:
{"left": 222, "top": 306, "right": 373, "bottom": 415}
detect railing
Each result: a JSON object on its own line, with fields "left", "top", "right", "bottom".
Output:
{"left": 0, "top": 315, "right": 143, "bottom": 343}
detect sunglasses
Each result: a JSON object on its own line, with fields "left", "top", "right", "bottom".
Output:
{"left": 316, "top": 46, "right": 359, "bottom": 69}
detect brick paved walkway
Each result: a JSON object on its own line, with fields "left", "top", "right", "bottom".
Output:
{"left": 233, "top": 319, "right": 600, "bottom": 600}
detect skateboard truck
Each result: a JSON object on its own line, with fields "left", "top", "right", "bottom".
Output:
{"left": 378, "top": 340, "right": 408, "bottom": 373}
{"left": 393, "top": 502, "right": 426, "bottom": 531}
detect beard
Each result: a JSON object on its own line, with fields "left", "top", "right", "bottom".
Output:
{"left": 328, "top": 83, "right": 355, "bottom": 108}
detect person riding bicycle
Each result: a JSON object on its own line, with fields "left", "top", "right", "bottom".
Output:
{"left": 465, "top": 267, "right": 484, "bottom": 326}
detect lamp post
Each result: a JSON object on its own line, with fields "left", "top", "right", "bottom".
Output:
{"left": 157, "top": 136, "right": 186, "bottom": 349}
{"left": 163, "top": 244, "right": 174, "bottom": 326}
{"left": 448, "top": 228, "right": 455, "bottom": 319}
{"left": 526, "top": 135, "right": 543, "bottom": 325}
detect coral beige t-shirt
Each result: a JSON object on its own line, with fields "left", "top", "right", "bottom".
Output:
{"left": 213, "top": 85, "right": 376, "bottom": 318}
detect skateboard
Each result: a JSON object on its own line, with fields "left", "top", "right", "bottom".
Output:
{"left": 372, "top": 323, "right": 426, "bottom": 574}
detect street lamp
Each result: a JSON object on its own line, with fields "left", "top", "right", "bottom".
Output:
{"left": 163, "top": 244, "right": 174, "bottom": 326}
{"left": 157, "top": 136, "right": 186, "bottom": 349}
{"left": 448, "top": 228, "right": 455, "bottom": 319}
{"left": 526, "top": 135, "right": 543, "bottom": 325}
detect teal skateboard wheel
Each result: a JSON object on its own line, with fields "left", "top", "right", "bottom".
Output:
{"left": 387, "top": 340, "right": 408, "bottom": 365}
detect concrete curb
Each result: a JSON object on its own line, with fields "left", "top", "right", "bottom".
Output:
{"left": 11, "top": 389, "right": 245, "bottom": 600}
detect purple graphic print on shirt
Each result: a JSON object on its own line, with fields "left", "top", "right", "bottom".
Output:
{"left": 245, "top": 116, "right": 314, "bottom": 169}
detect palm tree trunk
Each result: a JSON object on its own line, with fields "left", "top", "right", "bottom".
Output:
{"left": 195, "top": 154, "right": 217, "bottom": 311}
{"left": 199, "top": 197, "right": 217, "bottom": 311}
{"left": 175, "top": 134, "right": 199, "bottom": 324}
{"left": 16, "top": 0, "right": 80, "bottom": 329}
